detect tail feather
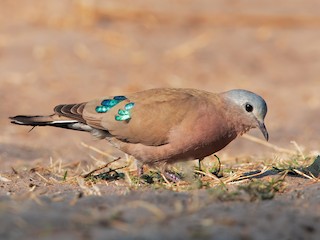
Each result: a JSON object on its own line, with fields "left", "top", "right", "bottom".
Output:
{"left": 10, "top": 114, "right": 111, "bottom": 138}
{"left": 10, "top": 115, "right": 76, "bottom": 125}
{"left": 9, "top": 115, "right": 89, "bottom": 132}
{"left": 9, "top": 111, "right": 111, "bottom": 139}
{"left": 54, "top": 103, "right": 86, "bottom": 122}
{"left": 10, "top": 102, "right": 111, "bottom": 139}
{"left": 10, "top": 103, "right": 87, "bottom": 127}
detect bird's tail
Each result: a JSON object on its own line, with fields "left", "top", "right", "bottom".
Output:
{"left": 10, "top": 103, "right": 110, "bottom": 139}
{"left": 9, "top": 115, "right": 91, "bottom": 132}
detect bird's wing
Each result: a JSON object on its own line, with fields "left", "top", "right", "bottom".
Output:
{"left": 82, "top": 88, "right": 215, "bottom": 146}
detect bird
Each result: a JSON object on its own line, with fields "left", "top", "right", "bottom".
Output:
{"left": 10, "top": 88, "right": 268, "bottom": 180}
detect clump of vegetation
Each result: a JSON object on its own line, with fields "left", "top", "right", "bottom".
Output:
{"left": 237, "top": 177, "right": 285, "bottom": 200}
{"left": 208, "top": 175, "right": 285, "bottom": 202}
{"left": 13, "top": 137, "right": 318, "bottom": 200}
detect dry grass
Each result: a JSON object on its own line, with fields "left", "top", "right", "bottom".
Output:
{"left": 1, "top": 133, "right": 317, "bottom": 210}
{"left": 10, "top": 134, "right": 314, "bottom": 203}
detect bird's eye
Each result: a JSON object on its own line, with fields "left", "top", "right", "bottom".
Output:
{"left": 245, "top": 104, "right": 253, "bottom": 112}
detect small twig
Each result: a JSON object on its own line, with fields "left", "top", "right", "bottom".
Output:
{"left": 49, "top": 177, "right": 60, "bottom": 183}
{"left": 81, "top": 142, "right": 115, "bottom": 158}
{"left": 35, "top": 171, "right": 49, "bottom": 183}
{"left": 109, "top": 164, "right": 129, "bottom": 173}
{"left": 0, "top": 175, "right": 11, "bottom": 182}
{"left": 83, "top": 157, "right": 121, "bottom": 178}
{"left": 223, "top": 173, "right": 245, "bottom": 184}
{"left": 161, "top": 173, "right": 173, "bottom": 186}
{"left": 11, "top": 167, "right": 18, "bottom": 175}
{"left": 123, "top": 170, "right": 133, "bottom": 185}
{"left": 242, "top": 134, "right": 297, "bottom": 154}
{"left": 290, "top": 141, "right": 305, "bottom": 159}
{"left": 193, "top": 170, "right": 220, "bottom": 181}
{"left": 58, "top": 159, "right": 62, "bottom": 173}
{"left": 293, "top": 169, "right": 314, "bottom": 180}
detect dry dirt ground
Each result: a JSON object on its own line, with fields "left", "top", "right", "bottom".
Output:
{"left": 0, "top": 1, "right": 320, "bottom": 239}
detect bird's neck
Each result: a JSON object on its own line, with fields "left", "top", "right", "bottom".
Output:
{"left": 221, "top": 100, "right": 254, "bottom": 137}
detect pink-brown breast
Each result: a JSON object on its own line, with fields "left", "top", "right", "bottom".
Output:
{"left": 112, "top": 95, "right": 241, "bottom": 165}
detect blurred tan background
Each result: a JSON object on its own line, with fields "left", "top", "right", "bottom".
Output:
{"left": 1, "top": 0, "right": 319, "bottom": 164}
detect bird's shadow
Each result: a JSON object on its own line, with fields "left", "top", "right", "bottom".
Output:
{"left": 243, "top": 163, "right": 319, "bottom": 181}
{"left": 241, "top": 169, "right": 280, "bottom": 179}
{"left": 241, "top": 155, "right": 320, "bottom": 180}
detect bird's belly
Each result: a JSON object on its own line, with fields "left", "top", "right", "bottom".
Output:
{"left": 168, "top": 133, "right": 237, "bottom": 163}
{"left": 112, "top": 113, "right": 239, "bottom": 165}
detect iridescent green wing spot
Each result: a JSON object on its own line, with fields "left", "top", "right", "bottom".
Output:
{"left": 95, "top": 96, "right": 127, "bottom": 113}
{"left": 115, "top": 102, "right": 135, "bottom": 121}
{"left": 124, "top": 102, "right": 135, "bottom": 110}
{"left": 95, "top": 106, "right": 110, "bottom": 113}
{"left": 113, "top": 96, "right": 127, "bottom": 101}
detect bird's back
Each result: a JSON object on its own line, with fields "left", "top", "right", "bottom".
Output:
{"left": 83, "top": 88, "right": 222, "bottom": 146}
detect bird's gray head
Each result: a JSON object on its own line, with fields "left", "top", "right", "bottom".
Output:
{"left": 224, "top": 89, "right": 269, "bottom": 141}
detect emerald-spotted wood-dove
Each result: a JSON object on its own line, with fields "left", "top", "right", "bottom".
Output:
{"left": 10, "top": 88, "right": 268, "bottom": 176}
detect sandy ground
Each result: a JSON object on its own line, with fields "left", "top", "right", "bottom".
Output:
{"left": 0, "top": 1, "right": 320, "bottom": 239}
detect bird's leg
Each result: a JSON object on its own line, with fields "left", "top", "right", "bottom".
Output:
{"left": 195, "top": 158, "right": 206, "bottom": 178}
{"left": 198, "top": 158, "right": 204, "bottom": 171}
{"left": 136, "top": 160, "right": 144, "bottom": 176}
{"left": 211, "top": 154, "right": 222, "bottom": 177}
{"left": 214, "top": 154, "right": 221, "bottom": 173}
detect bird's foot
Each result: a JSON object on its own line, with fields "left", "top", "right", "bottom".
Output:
{"left": 163, "top": 170, "right": 182, "bottom": 182}
{"left": 211, "top": 154, "right": 223, "bottom": 177}
{"left": 135, "top": 160, "right": 144, "bottom": 176}
{"left": 135, "top": 162, "right": 158, "bottom": 184}
{"left": 137, "top": 166, "right": 144, "bottom": 176}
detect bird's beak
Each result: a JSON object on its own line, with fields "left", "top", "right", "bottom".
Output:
{"left": 258, "top": 121, "right": 269, "bottom": 141}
